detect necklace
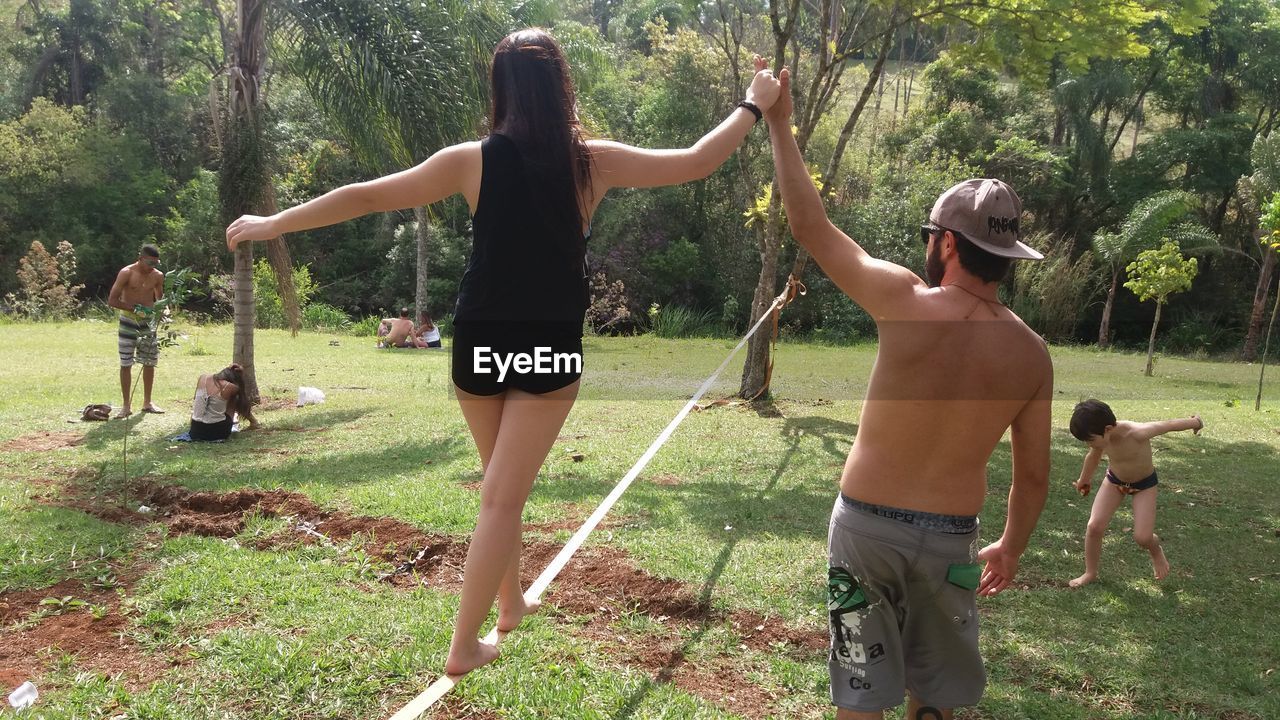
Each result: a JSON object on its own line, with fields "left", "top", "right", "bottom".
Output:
{"left": 943, "top": 283, "right": 1003, "bottom": 319}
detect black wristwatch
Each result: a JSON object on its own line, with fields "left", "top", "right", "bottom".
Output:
{"left": 736, "top": 100, "right": 762, "bottom": 124}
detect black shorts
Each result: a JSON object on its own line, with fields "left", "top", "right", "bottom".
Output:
{"left": 190, "top": 417, "right": 233, "bottom": 441}
{"left": 450, "top": 321, "right": 583, "bottom": 396}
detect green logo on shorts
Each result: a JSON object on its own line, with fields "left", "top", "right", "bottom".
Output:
{"left": 828, "top": 567, "right": 867, "bottom": 612}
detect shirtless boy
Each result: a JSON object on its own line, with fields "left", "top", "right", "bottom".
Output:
{"left": 106, "top": 244, "right": 165, "bottom": 417}
{"left": 1067, "top": 399, "right": 1203, "bottom": 588}
{"left": 766, "top": 68, "right": 1053, "bottom": 720}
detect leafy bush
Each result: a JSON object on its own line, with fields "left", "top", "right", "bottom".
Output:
{"left": 302, "top": 302, "right": 351, "bottom": 331}
{"left": 586, "top": 272, "right": 633, "bottom": 334}
{"left": 1161, "top": 309, "right": 1237, "bottom": 354}
{"left": 1012, "top": 234, "right": 1098, "bottom": 342}
{"left": 719, "top": 294, "right": 741, "bottom": 332}
{"left": 5, "top": 240, "right": 83, "bottom": 320}
{"left": 348, "top": 315, "right": 383, "bottom": 338}
{"left": 649, "top": 304, "right": 719, "bottom": 338}
{"left": 253, "top": 260, "right": 316, "bottom": 329}
{"left": 813, "top": 291, "right": 875, "bottom": 344}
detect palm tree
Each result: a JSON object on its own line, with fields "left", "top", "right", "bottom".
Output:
{"left": 280, "top": 0, "right": 503, "bottom": 322}
{"left": 1092, "top": 191, "right": 1216, "bottom": 348}
{"left": 216, "top": 0, "right": 609, "bottom": 399}
{"left": 214, "top": 0, "right": 504, "bottom": 399}
{"left": 219, "top": 0, "right": 287, "bottom": 402}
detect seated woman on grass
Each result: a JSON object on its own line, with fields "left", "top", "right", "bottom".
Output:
{"left": 190, "top": 364, "right": 258, "bottom": 441}
{"left": 416, "top": 312, "right": 443, "bottom": 348}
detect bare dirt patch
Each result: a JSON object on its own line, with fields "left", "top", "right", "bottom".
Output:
{"left": 44, "top": 476, "right": 822, "bottom": 714}
{"left": 0, "top": 570, "right": 167, "bottom": 691}
{"left": 137, "top": 484, "right": 323, "bottom": 538}
{"left": 572, "top": 614, "right": 784, "bottom": 718}
{"left": 650, "top": 473, "right": 683, "bottom": 486}
{"left": 1, "top": 431, "right": 85, "bottom": 452}
{"left": 255, "top": 395, "right": 297, "bottom": 412}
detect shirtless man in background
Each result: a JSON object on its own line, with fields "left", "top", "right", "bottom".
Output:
{"left": 766, "top": 68, "right": 1053, "bottom": 720}
{"left": 107, "top": 244, "right": 165, "bottom": 417}
{"left": 381, "top": 307, "right": 424, "bottom": 348}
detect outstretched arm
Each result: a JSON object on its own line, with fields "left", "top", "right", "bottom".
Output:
{"left": 226, "top": 142, "right": 475, "bottom": 249}
{"left": 590, "top": 57, "right": 780, "bottom": 190}
{"left": 765, "top": 68, "right": 921, "bottom": 320}
{"left": 1132, "top": 414, "right": 1203, "bottom": 440}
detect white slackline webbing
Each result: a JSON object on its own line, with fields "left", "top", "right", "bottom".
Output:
{"left": 387, "top": 290, "right": 788, "bottom": 720}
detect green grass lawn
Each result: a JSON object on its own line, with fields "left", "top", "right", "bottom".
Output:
{"left": 1, "top": 321, "right": 1277, "bottom": 719}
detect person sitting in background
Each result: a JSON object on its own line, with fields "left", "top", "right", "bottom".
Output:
{"left": 190, "top": 364, "right": 258, "bottom": 441}
{"left": 379, "top": 308, "right": 424, "bottom": 348}
{"left": 416, "top": 312, "right": 443, "bottom": 348}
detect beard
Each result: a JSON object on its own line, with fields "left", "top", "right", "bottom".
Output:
{"left": 925, "top": 239, "right": 945, "bottom": 288}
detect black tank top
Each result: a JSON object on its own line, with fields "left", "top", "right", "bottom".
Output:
{"left": 453, "top": 133, "right": 589, "bottom": 324}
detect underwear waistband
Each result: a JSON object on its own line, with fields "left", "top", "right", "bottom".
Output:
{"left": 840, "top": 493, "right": 978, "bottom": 535}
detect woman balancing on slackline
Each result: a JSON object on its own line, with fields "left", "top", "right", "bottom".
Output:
{"left": 226, "top": 29, "right": 782, "bottom": 675}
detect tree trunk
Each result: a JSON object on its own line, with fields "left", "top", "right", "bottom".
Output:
{"left": 413, "top": 206, "right": 430, "bottom": 321}
{"left": 1144, "top": 301, "right": 1162, "bottom": 377}
{"left": 867, "top": 70, "right": 885, "bottom": 165}
{"left": 1099, "top": 269, "right": 1119, "bottom": 348}
{"left": 738, "top": 13, "right": 900, "bottom": 398}
{"left": 739, "top": 193, "right": 784, "bottom": 399}
{"left": 1256, "top": 281, "right": 1279, "bottom": 410}
{"left": 223, "top": 0, "right": 269, "bottom": 402}
{"left": 232, "top": 242, "right": 259, "bottom": 401}
{"left": 1130, "top": 99, "right": 1142, "bottom": 157}
{"left": 1211, "top": 188, "right": 1232, "bottom": 233}
{"left": 737, "top": 0, "right": 799, "bottom": 400}
{"left": 1108, "top": 59, "right": 1162, "bottom": 156}
{"left": 1243, "top": 247, "right": 1277, "bottom": 361}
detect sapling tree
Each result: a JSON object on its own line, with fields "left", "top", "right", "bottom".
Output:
{"left": 1124, "top": 241, "right": 1199, "bottom": 377}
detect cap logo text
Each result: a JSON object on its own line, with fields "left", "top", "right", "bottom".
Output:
{"left": 988, "top": 216, "right": 1019, "bottom": 235}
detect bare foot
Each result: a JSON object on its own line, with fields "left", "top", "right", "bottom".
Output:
{"left": 444, "top": 639, "right": 499, "bottom": 676}
{"left": 115, "top": 407, "right": 132, "bottom": 419}
{"left": 1068, "top": 573, "right": 1097, "bottom": 588}
{"left": 142, "top": 403, "right": 165, "bottom": 414}
{"left": 1151, "top": 546, "right": 1170, "bottom": 581}
{"left": 497, "top": 597, "right": 541, "bottom": 633}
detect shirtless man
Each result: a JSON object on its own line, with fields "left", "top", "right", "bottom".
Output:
{"left": 381, "top": 308, "right": 424, "bottom": 348}
{"left": 107, "top": 244, "right": 165, "bottom": 417}
{"left": 765, "top": 69, "right": 1053, "bottom": 720}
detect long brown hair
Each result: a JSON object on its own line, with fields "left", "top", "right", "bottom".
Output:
{"left": 214, "top": 364, "right": 251, "bottom": 420}
{"left": 489, "top": 28, "right": 592, "bottom": 253}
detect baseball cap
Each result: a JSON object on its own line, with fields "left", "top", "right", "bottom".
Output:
{"left": 929, "top": 179, "right": 1042, "bottom": 260}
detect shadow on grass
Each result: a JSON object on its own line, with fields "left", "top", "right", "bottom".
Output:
{"left": 78, "top": 413, "right": 145, "bottom": 450}
{"left": 73, "top": 407, "right": 479, "bottom": 498}
{"left": 980, "top": 428, "right": 1279, "bottom": 717}
{"left": 607, "top": 413, "right": 820, "bottom": 719}
{"left": 782, "top": 413, "right": 859, "bottom": 462}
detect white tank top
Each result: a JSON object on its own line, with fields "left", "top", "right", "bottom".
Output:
{"left": 192, "top": 384, "right": 229, "bottom": 424}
